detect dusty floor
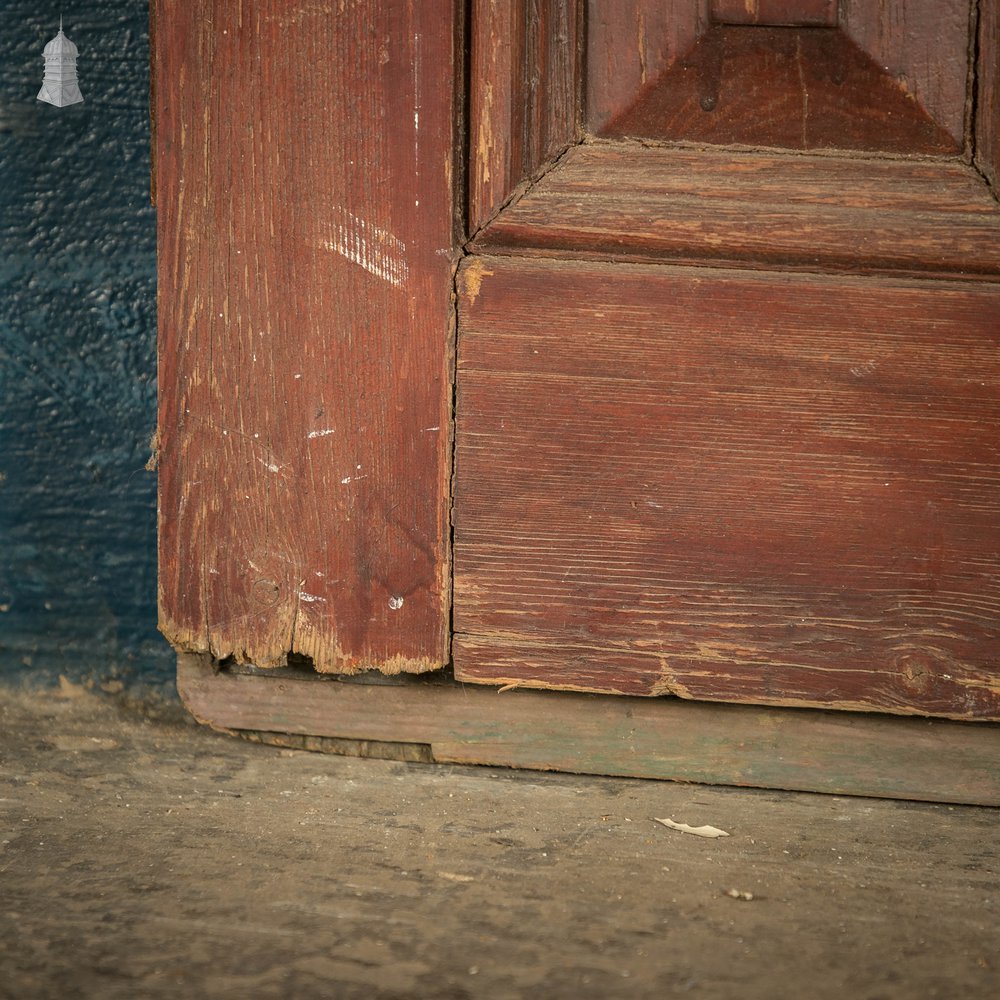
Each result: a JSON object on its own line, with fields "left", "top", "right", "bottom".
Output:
{"left": 0, "top": 683, "right": 997, "bottom": 1000}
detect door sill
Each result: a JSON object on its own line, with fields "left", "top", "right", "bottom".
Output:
{"left": 177, "top": 653, "right": 1000, "bottom": 806}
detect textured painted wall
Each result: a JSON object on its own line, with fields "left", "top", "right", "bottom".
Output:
{"left": 0, "top": 1, "right": 172, "bottom": 689}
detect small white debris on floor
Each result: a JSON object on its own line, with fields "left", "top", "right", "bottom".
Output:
{"left": 654, "top": 817, "right": 731, "bottom": 839}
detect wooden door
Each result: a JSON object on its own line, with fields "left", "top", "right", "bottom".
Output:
{"left": 451, "top": 0, "right": 1000, "bottom": 720}
{"left": 156, "top": 2, "right": 1000, "bottom": 723}
{"left": 155, "top": 0, "right": 459, "bottom": 675}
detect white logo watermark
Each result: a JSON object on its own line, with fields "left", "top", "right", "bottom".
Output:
{"left": 37, "top": 18, "right": 84, "bottom": 107}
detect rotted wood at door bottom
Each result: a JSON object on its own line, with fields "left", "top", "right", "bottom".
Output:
{"left": 453, "top": 256, "right": 1000, "bottom": 721}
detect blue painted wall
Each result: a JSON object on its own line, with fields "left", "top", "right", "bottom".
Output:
{"left": 0, "top": 1, "right": 172, "bottom": 690}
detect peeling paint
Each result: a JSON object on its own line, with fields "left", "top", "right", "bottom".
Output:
{"left": 459, "top": 258, "right": 493, "bottom": 307}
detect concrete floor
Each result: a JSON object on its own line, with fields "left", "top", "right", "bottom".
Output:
{"left": 0, "top": 683, "right": 997, "bottom": 1000}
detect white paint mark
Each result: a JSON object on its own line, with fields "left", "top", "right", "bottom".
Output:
{"left": 298, "top": 592, "right": 326, "bottom": 604}
{"left": 341, "top": 475, "right": 369, "bottom": 485}
{"left": 421, "top": 426, "right": 440, "bottom": 432}
{"left": 307, "top": 428, "right": 336, "bottom": 439}
{"left": 388, "top": 596, "right": 404, "bottom": 610}
{"left": 646, "top": 501, "right": 663, "bottom": 509}
{"left": 323, "top": 207, "right": 409, "bottom": 288}
{"left": 294, "top": 373, "right": 303, "bottom": 379}
{"left": 257, "top": 458, "right": 281, "bottom": 474}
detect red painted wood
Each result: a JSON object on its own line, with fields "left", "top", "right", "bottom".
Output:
{"left": 453, "top": 255, "right": 1000, "bottom": 721}
{"left": 602, "top": 25, "right": 959, "bottom": 153}
{"left": 586, "top": 0, "right": 702, "bottom": 134}
{"left": 155, "top": 1, "right": 457, "bottom": 673}
{"left": 474, "top": 144, "right": 1000, "bottom": 278}
{"left": 468, "top": 0, "right": 581, "bottom": 234}
{"left": 710, "top": 0, "right": 838, "bottom": 25}
{"left": 589, "top": 1, "right": 971, "bottom": 149}
{"left": 840, "top": 0, "right": 972, "bottom": 148}
{"left": 978, "top": 0, "right": 1000, "bottom": 193}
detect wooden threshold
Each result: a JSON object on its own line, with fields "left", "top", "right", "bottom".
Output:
{"left": 472, "top": 143, "right": 1000, "bottom": 278}
{"left": 177, "top": 654, "right": 1000, "bottom": 807}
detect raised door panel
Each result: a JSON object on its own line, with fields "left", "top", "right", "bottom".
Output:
{"left": 589, "top": 0, "right": 973, "bottom": 154}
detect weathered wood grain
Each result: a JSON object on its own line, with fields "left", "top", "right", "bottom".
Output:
{"left": 710, "top": 0, "right": 837, "bottom": 26}
{"left": 586, "top": 0, "right": 703, "bottom": 134}
{"left": 155, "top": 1, "right": 457, "bottom": 673}
{"left": 602, "top": 26, "right": 959, "bottom": 154}
{"left": 978, "top": 0, "right": 1000, "bottom": 193}
{"left": 468, "top": 0, "right": 581, "bottom": 234}
{"left": 473, "top": 143, "right": 1000, "bottom": 277}
{"left": 177, "top": 654, "right": 1000, "bottom": 806}
{"left": 590, "top": 1, "right": 971, "bottom": 149}
{"left": 840, "top": 0, "right": 972, "bottom": 148}
{"left": 453, "top": 255, "right": 1000, "bottom": 721}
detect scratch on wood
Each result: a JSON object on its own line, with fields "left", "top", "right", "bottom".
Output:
{"left": 297, "top": 591, "right": 326, "bottom": 603}
{"left": 323, "top": 208, "right": 409, "bottom": 288}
